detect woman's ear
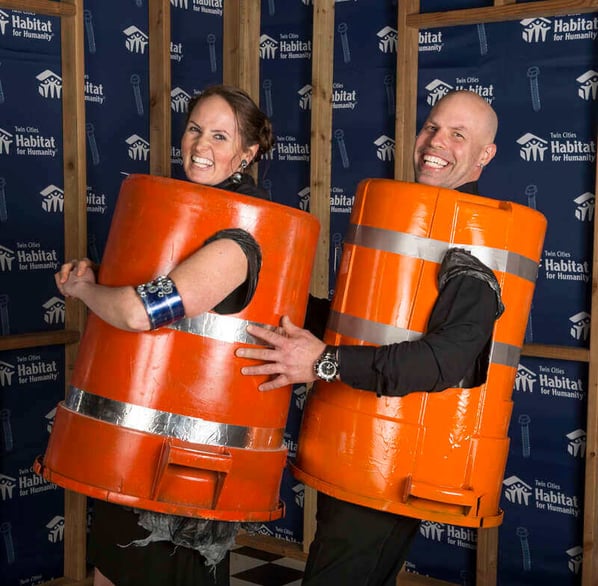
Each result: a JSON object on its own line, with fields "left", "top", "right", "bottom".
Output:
{"left": 243, "top": 143, "right": 259, "bottom": 165}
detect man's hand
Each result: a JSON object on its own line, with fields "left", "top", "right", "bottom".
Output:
{"left": 236, "top": 315, "right": 326, "bottom": 391}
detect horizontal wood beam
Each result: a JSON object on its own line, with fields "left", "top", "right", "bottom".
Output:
{"left": 0, "top": 0, "right": 76, "bottom": 17}
{"left": 407, "top": 0, "right": 596, "bottom": 29}
{"left": 0, "top": 330, "right": 80, "bottom": 351}
{"left": 521, "top": 343, "right": 590, "bottom": 363}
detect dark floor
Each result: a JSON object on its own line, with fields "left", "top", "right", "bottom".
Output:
{"left": 230, "top": 545, "right": 305, "bottom": 586}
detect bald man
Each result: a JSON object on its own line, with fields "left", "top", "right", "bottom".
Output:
{"left": 237, "top": 91, "right": 503, "bottom": 586}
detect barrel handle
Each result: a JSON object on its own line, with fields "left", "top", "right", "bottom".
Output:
{"left": 151, "top": 439, "right": 232, "bottom": 508}
{"left": 403, "top": 476, "right": 479, "bottom": 512}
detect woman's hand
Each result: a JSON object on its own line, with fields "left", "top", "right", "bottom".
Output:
{"left": 55, "top": 258, "right": 97, "bottom": 297}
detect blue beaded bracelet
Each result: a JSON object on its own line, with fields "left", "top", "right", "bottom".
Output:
{"left": 135, "top": 275, "right": 185, "bottom": 330}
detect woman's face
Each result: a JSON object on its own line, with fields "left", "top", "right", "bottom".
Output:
{"left": 181, "top": 94, "right": 257, "bottom": 186}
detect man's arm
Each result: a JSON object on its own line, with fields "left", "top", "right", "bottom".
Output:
{"left": 238, "top": 274, "right": 498, "bottom": 394}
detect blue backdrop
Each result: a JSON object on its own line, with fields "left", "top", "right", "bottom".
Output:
{"left": 0, "top": 1, "right": 596, "bottom": 584}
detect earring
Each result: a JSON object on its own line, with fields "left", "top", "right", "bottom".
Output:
{"left": 241, "top": 159, "right": 248, "bottom": 170}
{"left": 230, "top": 160, "right": 248, "bottom": 185}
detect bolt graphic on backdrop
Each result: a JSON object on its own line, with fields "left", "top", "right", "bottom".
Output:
{"left": 333, "top": 232, "right": 343, "bottom": 276}
{"left": 477, "top": 24, "right": 488, "bottom": 55}
{"left": 207, "top": 33, "right": 217, "bottom": 73}
{"left": 268, "top": 0, "right": 275, "bottom": 16}
{"left": 517, "top": 526, "right": 532, "bottom": 571}
{"left": 130, "top": 74, "right": 144, "bottom": 116}
{"left": 459, "top": 569, "right": 472, "bottom": 586}
{"left": 334, "top": 128, "right": 349, "bottom": 168}
{"left": 0, "top": 61, "right": 5, "bottom": 104}
{"left": 384, "top": 74, "right": 395, "bottom": 117}
{"left": 88, "top": 233, "right": 101, "bottom": 265}
{"left": 86, "top": 122, "right": 100, "bottom": 165}
{"left": 524, "top": 183, "right": 538, "bottom": 342}
{"left": 0, "top": 294, "right": 9, "bottom": 335}
{"left": 0, "top": 409, "right": 12, "bottom": 453}
{"left": 0, "top": 177, "right": 6, "bottom": 223}
{"left": 527, "top": 66, "right": 541, "bottom": 112}
{"left": 83, "top": 10, "right": 96, "bottom": 54}
{"left": 518, "top": 414, "right": 531, "bottom": 458}
{"left": 1, "top": 521, "right": 15, "bottom": 564}
{"left": 338, "top": 23, "right": 351, "bottom": 64}
{"left": 262, "top": 78, "right": 273, "bottom": 117}
{"left": 135, "top": 0, "right": 143, "bottom": 7}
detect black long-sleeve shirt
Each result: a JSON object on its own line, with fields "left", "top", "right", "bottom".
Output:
{"left": 305, "top": 181, "right": 503, "bottom": 397}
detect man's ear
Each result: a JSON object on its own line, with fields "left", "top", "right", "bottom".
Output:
{"left": 480, "top": 143, "right": 497, "bottom": 167}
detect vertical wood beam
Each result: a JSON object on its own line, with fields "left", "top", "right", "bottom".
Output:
{"left": 394, "top": 0, "right": 420, "bottom": 181}
{"left": 476, "top": 527, "right": 498, "bottom": 586}
{"left": 582, "top": 150, "right": 598, "bottom": 586}
{"left": 60, "top": 0, "right": 88, "bottom": 579}
{"left": 303, "top": 0, "right": 335, "bottom": 553}
{"left": 223, "top": 0, "right": 261, "bottom": 104}
{"left": 148, "top": 0, "right": 171, "bottom": 177}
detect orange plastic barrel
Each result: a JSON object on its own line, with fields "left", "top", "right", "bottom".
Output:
{"left": 35, "top": 174, "right": 320, "bottom": 521}
{"left": 291, "top": 178, "right": 546, "bottom": 528}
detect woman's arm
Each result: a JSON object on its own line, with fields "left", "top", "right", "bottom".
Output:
{"left": 55, "top": 238, "right": 248, "bottom": 332}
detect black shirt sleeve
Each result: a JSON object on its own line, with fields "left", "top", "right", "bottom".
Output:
{"left": 338, "top": 275, "right": 498, "bottom": 396}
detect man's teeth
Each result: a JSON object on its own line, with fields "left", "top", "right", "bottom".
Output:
{"left": 423, "top": 155, "right": 448, "bottom": 169}
{"left": 192, "top": 156, "right": 213, "bottom": 167}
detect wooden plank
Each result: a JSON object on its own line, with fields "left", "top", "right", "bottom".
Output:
{"left": 0, "top": 330, "right": 80, "bottom": 351}
{"left": 582, "top": 148, "right": 598, "bottom": 586}
{"left": 223, "top": 1, "right": 261, "bottom": 103}
{"left": 0, "top": 0, "right": 76, "bottom": 17}
{"left": 407, "top": 0, "right": 597, "bottom": 29}
{"left": 397, "top": 570, "right": 457, "bottom": 585}
{"left": 60, "top": 0, "right": 88, "bottom": 581}
{"left": 394, "top": 0, "right": 420, "bottom": 181}
{"left": 236, "top": 531, "right": 308, "bottom": 561}
{"left": 303, "top": 0, "right": 335, "bottom": 553}
{"left": 476, "top": 527, "right": 498, "bottom": 586}
{"left": 521, "top": 343, "right": 590, "bottom": 362}
{"left": 148, "top": 0, "right": 171, "bottom": 177}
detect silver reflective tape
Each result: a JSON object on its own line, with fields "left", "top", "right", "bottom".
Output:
{"left": 328, "top": 310, "right": 521, "bottom": 369}
{"left": 169, "top": 312, "right": 275, "bottom": 345}
{"left": 346, "top": 224, "right": 539, "bottom": 283}
{"left": 65, "top": 386, "right": 284, "bottom": 449}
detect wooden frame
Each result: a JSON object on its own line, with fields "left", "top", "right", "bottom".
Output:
{"left": 1, "top": 1, "right": 595, "bottom": 584}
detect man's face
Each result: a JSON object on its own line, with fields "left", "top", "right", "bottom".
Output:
{"left": 413, "top": 94, "right": 495, "bottom": 189}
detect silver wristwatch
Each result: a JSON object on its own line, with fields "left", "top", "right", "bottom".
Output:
{"left": 313, "top": 345, "right": 339, "bottom": 382}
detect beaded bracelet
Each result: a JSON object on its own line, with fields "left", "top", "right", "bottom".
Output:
{"left": 135, "top": 275, "right": 185, "bottom": 330}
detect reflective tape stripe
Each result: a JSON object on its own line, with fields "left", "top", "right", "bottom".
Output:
{"left": 169, "top": 312, "right": 275, "bottom": 345}
{"left": 64, "top": 387, "right": 285, "bottom": 449}
{"left": 328, "top": 310, "right": 521, "bottom": 369}
{"left": 346, "top": 224, "right": 539, "bottom": 283}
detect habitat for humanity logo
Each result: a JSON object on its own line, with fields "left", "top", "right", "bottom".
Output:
{"left": 520, "top": 15, "right": 598, "bottom": 43}
{"left": 0, "top": 474, "right": 16, "bottom": 500}
{"left": 515, "top": 363, "right": 584, "bottom": 400}
{"left": 577, "top": 70, "right": 598, "bottom": 101}
{"left": 425, "top": 78, "right": 495, "bottom": 105}
{"left": 260, "top": 33, "right": 311, "bottom": 60}
{"left": 419, "top": 521, "right": 476, "bottom": 550}
{"left": 543, "top": 249, "right": 590, "bottom": 283}
{"left": 84, "top": 74, "right": 106, "bottom": 104}
{"left": 376, "top": 26, "right": 397, "bottom": 53}
{"left": 0, "top": 125, "right": 58, "bottom": 158}
{"left": 123, "top": 25, "right": 148, "bottom": 54}
{"left": 566, "top": 429, "right": 586, "bottom": 458}
{"left": 374, "top": 135, "right": 395, "bottom": 162}
{"left": 573, "top": 191, "right": 595, "bottom": 221}
{"left": 1, "top": 241, "right": 59, "bottom": 272}
{"left": 86, "top": 186, "right": 108, "bottom": 215}
{"left": 43, "top": 297, "right": 65, "bottom": 325}
{"left": 170, "top": 0, "right": 223, "bottom": 16}
{"left": 47, "top": 516, "right": 65, "bottom": 543}
{"left": 517, "top": 131, "right": 596, "bottom": 163}
{"left": 504, "top": 475, "right": 580, "bottom": 517}
{"left": 274, "top": 135, "right": 309, "bottom": 162}
{"left": 1, "top": 353, "right": 59, "bottom": 387}
{"left": 0, "top": 10, "right": 55, "bottom": 41}
{"left": 171, "top": 87, "right": 192, "bottom": 113}
{"left": 419, "top": 28, "right": 443, "bottom": 53}
{"left": 126, "top": 134, "right": 150, "bottom": 161}
{"left": 36, "top": 69, "right": 61, "bottom": 99}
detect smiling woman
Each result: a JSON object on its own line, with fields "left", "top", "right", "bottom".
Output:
{"left": 51, "top": 85, "right": 278, "bottom": 586}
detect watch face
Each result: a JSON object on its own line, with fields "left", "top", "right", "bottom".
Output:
{"left": 318, "top": 360, "right": 337, "bottom": 378}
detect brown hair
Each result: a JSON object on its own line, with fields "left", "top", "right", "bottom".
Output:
{"left": 185, "top": 85, "right": 275, "bottom": 165}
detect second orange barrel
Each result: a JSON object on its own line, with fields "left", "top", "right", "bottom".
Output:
{"left": 292, "top": 178, "right": 546, "bottom": 528}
